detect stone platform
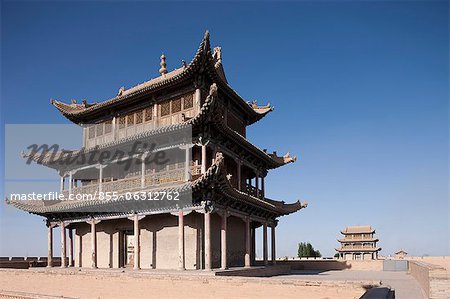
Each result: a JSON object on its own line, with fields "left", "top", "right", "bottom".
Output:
{"left": 215, "top": 265, "right": 291, "bottom": 277}
{"left": 0, "top": 268, "right": 375, "bottom": 299}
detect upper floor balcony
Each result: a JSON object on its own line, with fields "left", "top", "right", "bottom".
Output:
{"left": 61, "top": 162, "right": 201, "bottom": 199}
{"left": 245, "top": 184, "right": 264, "bottom": 200}
{"left": 83, "top": 92, "right": 196, "bottom": 149}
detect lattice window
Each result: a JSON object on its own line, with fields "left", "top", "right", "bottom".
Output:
{"left": 135, "top": 111, "right": 143, "bottom": 124}
{"left": 88, "top": 126, "right": 95, "bottom": 139}
{"left": 105, "top": 120, "right": 112, "bottom": 133}
{"left": 161, "top": 101, "right": 170, "bottom": 117}
{"left": 183, "top": 93, "right": 194, "bottom": 109}
{"left": 144, "top": 106, "right": 153, "bottom": 121}
{"left": 118, "top": 116, "right": 126, "bottom": 129}
{"left": 127, "top": 113, "right": 134, "bottom": 127}
{"left": 172, "top": 98, "right": 182, "bottom": 113}
{"left": 96, "top": 123, "right": 103, "bottom": 136}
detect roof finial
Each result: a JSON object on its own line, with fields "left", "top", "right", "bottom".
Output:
{"left": 213, "top": 47, "right": 222, "bottom": 65}
{"left": 159, "top": 53, "right": 168, "bottom": 76}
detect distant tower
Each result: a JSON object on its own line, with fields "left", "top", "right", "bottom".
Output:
{"left": 336, "top": 225, "right": 381, "bottom": 260}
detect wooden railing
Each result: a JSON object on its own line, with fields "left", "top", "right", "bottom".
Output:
{"left": 342, "top": 237, "right": 375, "bottom": 241}
{"left": 342, "top": 245, "right": 376, "bottom": 250}
{"left": 62, "top": 164, "right": 261, "bottom": 200}
{"left": 144, "top": 168, "right": 185, "bottom": 186}
{"left": 62, "top": 164, "right": 201, "bottom": 198}
{"left": 245, "top": 183, "right": 263, "bottom": 199}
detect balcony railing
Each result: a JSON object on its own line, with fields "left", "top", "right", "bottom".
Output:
{"left": 245, "top": 183, "right": 263, "bottom": 199}
{"left": 60, "top": 163, "right": 265, "bottom": 201}
{"left": 62, "top": 164, "right": 202, "bottom": 198}
{"left": 342, "top": 245, "right": 376, "bottom": 250}
{"left": 343, "top": 236, "right": 374, "bottom": 240}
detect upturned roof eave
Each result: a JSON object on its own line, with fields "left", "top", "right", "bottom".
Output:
{"left": 29, "top": 84, "right": 293, "bottom": 172}
{"left": 8, "top": 152, "right": 304, "bottom": 218}
{"left": 51, "top": 31, "right": 272, "bottom": 125}
{"left": 21, "top": 83, "right": 220, "bottom": 171}
{"left": 211, "top": 153, "right": 306, "bottom": 217}
{"left": 340, "top": 230, "right": 376, "bottom": 235}
{"left": 211, "top": 118, "right": 297, "bottom": 169}
{"left": 335, "top": 247, "right": 382, "bottom": 252}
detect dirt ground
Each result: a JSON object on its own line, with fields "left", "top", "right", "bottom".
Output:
{"left": 0, "top": 269, "right": 367, "bottom": 299}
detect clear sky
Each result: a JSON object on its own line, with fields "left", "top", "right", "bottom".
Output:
{"left": 1, "top": 1, "right": 448, "bottom": 258}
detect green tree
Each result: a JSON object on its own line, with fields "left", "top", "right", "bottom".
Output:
{"left": 297, "top": 242, "right": 322, "bottom": 258}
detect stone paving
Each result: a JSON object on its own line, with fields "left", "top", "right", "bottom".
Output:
{"left": 0, "top": 268, "right": 369, "bottom": 299}
{"left": 277, "top": 270, "right": 426, "bottom": 299}
{"left": 0, "top": 268, "right": 427, "bottom": 299}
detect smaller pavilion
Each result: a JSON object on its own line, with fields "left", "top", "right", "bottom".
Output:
{"left": 336, "top": 225, "right": 381, "bottom": 260}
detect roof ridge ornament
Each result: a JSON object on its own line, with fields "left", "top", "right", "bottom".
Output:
{"left": 203, "top": 30, "right": 210, "bottom": 53}
{"left": 209, "top": 83, "right": 218, "bottom": 97}
{"left": 117, "top": 86, "right": 125, "bottom": 96}
{"left": 213, "top": 47, "right": 222, "bottom": 66}
{"left": 159, "top": 53, "right": 168, "bottom": 76}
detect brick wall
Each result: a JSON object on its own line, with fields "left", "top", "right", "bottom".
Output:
{"left": 409, "top": 260, "right": 449, "bottom": 299}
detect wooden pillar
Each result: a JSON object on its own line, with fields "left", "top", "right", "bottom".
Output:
{"left": 60, "top": 221, "right": 67, "bottom": 268}
{"left": 261, "top": 175, "right": 265, "bottom": 198}
{"left": 220, "top": 212, "right": 227, "bottom": 270}
{"left": 178, "top": 210, "right": 185, "bottom": 270}
{"left": 68, "top": 171, "right": 73, "bottom": 195}
{"left": 255, "top": 172, "right": 259, "bottom": 198}
{"left": 133, "top": 214, "right": 140, "bottom": 270}
{"left": 68, "top": 228, "right": 74, "bottom": 267}
{"left": 98, "top": 166, "right": 103, "bottom": 193}
{"left": 237, "top": 160, "right": 242, "bottom": 191}
{"left": 201, "top": 145, "right": 206, "bottom": 174}
{"left": 141, "top": 158, "right": 146, "bottom": 188}
{"left": 185, "top": 146, "right": 190, "bottom": 182}
{"left": 271, "top": 225, "right": 276, "bottom": 265}
{"left": 90, "top": 219, "right": 98, "bottom": 269}
{"left": 112, "top": 116, "right": 117, "bottom": 141}
{"left": 244, "top": 217, "right": 251, "bottom": 268}
{"left": 47, "top": 224, "right": 53, "bottom": 268}
{"left": 263, "top": 223, "right": 268, "bottom": 266}
{"left": 60, "top": 176, "right": 64, "bottom": 193}
{"left": 250, "top": 227, "right": 256, "bottom": 265}
{"left": 77, "top": 234, "right": 82, "bottom": 267}
{"left": 204, "top": 212, "right": 211, "bottom": 270}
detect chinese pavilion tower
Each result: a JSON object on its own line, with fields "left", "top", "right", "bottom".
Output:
{"left": 336, "top": 225, "right": 381, "bottom": 260}
{"left": 9, "top": 31, "right": 306, "bottom": 270}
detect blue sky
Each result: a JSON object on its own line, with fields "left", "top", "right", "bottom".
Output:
{"left": 1, "top": 1, "right": 448, "bottom": 258}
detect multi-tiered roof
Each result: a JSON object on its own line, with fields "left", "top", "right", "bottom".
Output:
{"left": 336, "top": 225, "right": 381, "bottom": 254}
{"left": 9, "top": 31, "right": 306, "bottom": 222}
